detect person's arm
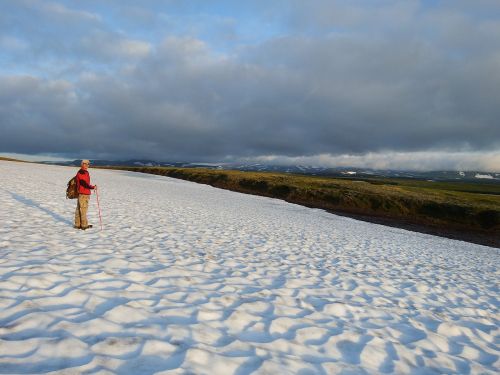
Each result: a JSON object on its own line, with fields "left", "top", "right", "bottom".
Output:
{"left": 79, "top": 179, "right": 94, "bottom": 190}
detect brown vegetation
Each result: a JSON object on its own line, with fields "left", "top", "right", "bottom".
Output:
{"left": 0, "top": 156, "right": 28, "bottom": 162}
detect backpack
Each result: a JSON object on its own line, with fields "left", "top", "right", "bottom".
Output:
{"left": 66, "top": 176, "right": 78, "bottom": 199}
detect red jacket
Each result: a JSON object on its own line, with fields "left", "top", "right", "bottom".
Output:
{"left": 76, "top": 169, "right": 95, "bottom": 195}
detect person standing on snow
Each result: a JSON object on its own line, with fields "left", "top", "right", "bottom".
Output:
{"left": 74, "top": 159, "right": 97, "bottom": 230}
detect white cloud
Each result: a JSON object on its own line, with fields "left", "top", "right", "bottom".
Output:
{"left": 39, "top": 1, "right": 101, "bottom": 23}
{"left": 113, "top": 39, "right": 152, "bottom": 59}
{"left": 80, "top": 32, "right": 152, "bottom": 60}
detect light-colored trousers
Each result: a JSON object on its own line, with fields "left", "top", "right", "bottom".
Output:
{"left": 74, "top": 194, "right": 90, "bottom": 228}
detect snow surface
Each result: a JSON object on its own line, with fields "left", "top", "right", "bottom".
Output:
{"left": 475, "top": 174, "right": 494, "bottom": 180}
{"left": 0, "top": 161, "right": 499, "bottom": 374}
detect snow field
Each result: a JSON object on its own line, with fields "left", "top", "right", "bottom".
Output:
{"left": 0, "top": 161, "right": 498, "bottom": 374}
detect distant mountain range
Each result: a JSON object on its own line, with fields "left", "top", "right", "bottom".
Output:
{"left": 43, "top": 159, "right": 500, "bottom": 184}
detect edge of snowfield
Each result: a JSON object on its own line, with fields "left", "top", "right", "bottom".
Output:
{"left": 0, "top": 161, "right": 498, "bottom": 375}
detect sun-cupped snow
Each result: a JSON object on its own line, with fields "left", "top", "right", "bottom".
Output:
{"left": 0, "top": 161, "right": 498, "bottom": 374}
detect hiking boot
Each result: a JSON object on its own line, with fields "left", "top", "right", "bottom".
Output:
{"left": 74, "top": 225, "right": 81, "bottom": 229}
{"left": 81, "top": 225, "right": 93, "bottom": 230}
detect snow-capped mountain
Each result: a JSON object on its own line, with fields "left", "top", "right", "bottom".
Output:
{"left": 44, "top": 159, "right": 500, "bottom": 183}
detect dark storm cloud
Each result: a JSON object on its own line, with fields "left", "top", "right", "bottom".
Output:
{"left": 0, "top": 0, "right": 499, "bottom": 166}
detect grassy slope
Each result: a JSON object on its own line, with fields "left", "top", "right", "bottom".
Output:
{"left": 0, "top": 157, "right": 28, "bottom": 162}
{"left": 104, "top": 166, "right": 499, "bottom": 246}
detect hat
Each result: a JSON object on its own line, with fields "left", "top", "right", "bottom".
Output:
{"left": 81, "top": 159, "right": 90, "bottom": 165}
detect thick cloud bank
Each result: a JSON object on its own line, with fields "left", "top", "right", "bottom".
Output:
{"left": 1, "top": 1, "right": 499, "bottom": 170}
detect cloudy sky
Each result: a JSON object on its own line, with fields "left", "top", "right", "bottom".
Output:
{"left": 1, "top": 0, "right": 499, "bottom": 171}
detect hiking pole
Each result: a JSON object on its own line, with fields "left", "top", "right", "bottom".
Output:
{"left": 95, "top": 188, "right": 103, "bottom": 231}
